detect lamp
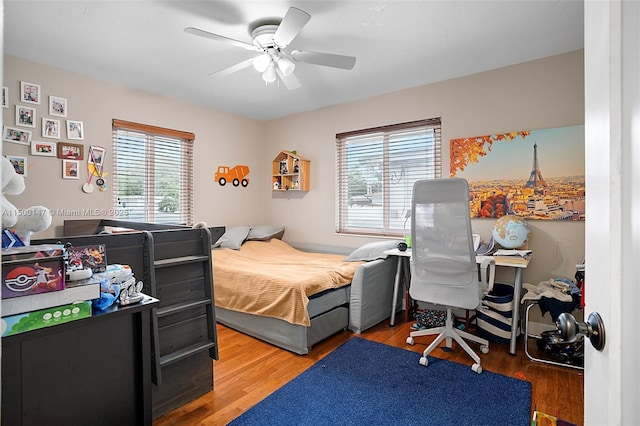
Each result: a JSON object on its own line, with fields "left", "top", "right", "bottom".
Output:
{"left": 277, "top": 56, "right": 295, "bottom": 76}
{"left": 262, "top": 62, "right": 277, "bottom": 83}
{"left": 252, "top": 54, "right": 271, "bottom": 72}
{"left": 404, "top": 209, "right": 412, "bottom": 248}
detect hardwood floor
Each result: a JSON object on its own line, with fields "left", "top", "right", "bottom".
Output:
{"left": 154, "top": 314, "right": 584, "bottom": 426}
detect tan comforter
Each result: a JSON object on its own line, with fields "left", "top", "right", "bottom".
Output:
{"left": 212, "top": 239, "right": 362, "bottom": 326}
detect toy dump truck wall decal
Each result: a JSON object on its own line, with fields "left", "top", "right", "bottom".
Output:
{"left": 215, "top": 165, "right": 250, "bottom": 187}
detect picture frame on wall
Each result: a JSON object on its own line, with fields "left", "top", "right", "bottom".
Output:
{"left": 62, "top": 159, "right": 79, "bottom": 179}
{"left": 66, "top": 120, "right": 84, "bottom": 140}
{"left": 42, "top": 118, "right": 61, "bottom": 139}
{"left": 6, "top": 155, "right": 27, "bottom": 177}
{"left": 20, "top": 81, "right": 41, "bottom": 105}
{"left": 2, "top": 86, "right": 8, "bottom": 108}
{"left": 48, "top": 96, "right": 67, "bottom": 117}
{"left": 57, "top": 142, "right": 84, "bottom": 160}
{"left": 31, "top": 140, "right": 57, "bottom": 157}
{"left": 15, "top": 105, "right": 36, "bottom": 128}
{"left": 2, "top": 126, "right": 32, "bottom": 145}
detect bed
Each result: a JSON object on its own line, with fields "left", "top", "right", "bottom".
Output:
{"left": 43, "top": 219, "right": 225, "bottom": 419}
{"left": 212, "top": 227, "right": 400, "bottom": 355}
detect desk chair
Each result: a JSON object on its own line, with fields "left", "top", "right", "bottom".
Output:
{"left": 405, "top": 178, "right": 495, "bottom": 374}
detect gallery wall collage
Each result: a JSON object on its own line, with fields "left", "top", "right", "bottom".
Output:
{"left": 2, "top": 81, "right": 105, "bottom": 193}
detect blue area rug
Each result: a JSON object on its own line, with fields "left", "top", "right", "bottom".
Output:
{"left": 230, "top": 337, "right": 531, "bottom": 425}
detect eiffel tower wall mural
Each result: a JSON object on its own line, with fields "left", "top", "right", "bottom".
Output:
{"left": 450, "top": 124, "right": 585, "bottom": 220}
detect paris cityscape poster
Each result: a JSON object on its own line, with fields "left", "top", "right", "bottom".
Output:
{"left": 449, "top": 124, "right": 585, "bottom": 220}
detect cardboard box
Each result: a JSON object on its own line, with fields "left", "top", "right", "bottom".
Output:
{"left": 1, "top": 300, "right": 92, "bottom": 337}
{"left": 1, "top": 244, "right": 66, "bottom": 299}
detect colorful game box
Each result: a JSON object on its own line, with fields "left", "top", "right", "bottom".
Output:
{"left": 1, "top": 244, "right": 66, "bottom": 299}
{"left": 66, "top": 244, "right": 107, "bottom": 273}
{"left": 1, "top": 300, "right": 92, "bottom": 336}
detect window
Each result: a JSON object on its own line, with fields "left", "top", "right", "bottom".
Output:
{"left": 336, "top": 118, "right": 442, "bottom": 236}
{"left": 112, "top": 119, "right": 194, "bottom": 225}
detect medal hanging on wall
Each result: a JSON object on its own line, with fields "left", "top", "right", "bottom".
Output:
{"left": 83, "top": 146, "right": 107, "bottom": 193}
{"left": 82, "top": 159, "right": 94, "bottom": 193}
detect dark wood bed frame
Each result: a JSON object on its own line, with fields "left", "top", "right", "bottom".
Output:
{"left": 35, "top": 219, "right": 224, "bottom": 419}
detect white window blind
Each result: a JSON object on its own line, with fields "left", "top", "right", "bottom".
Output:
{"left": 336, "top": 118, "right": 442, "bottom": 236}
{"left": 112, "top": 119, "right": 194, "bottom": 225}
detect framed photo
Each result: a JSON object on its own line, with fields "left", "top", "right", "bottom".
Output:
{"left": 15, "top": 105, "right": 36, "bottom": 128}
{"left": 57, "top": 142, "right": 84, "bottom": 160}
{"left": 42, "top": 118, "right": 61, "bottom": 139}
{"left": 2, "top": 126, "right": 32, "bottom": 145}
{"left": 6, "top": 155, "right": 27, "bottom": 177}
{"left": 66, "top": 120, "right": 84, "bottom": 140}
{"left": 31, "top": 140, "right": 57, "bottom": 157}
{"left": 88, "top": 145, "right": 105, "bottom": 166}
{"left": 20, "top": 81, "right": 41, "bottom": 105}
{"left": 62, "top": 159, "right": 79, "bottom": 179}
{"left": 2, "top": 86, "right": 8, "bottom": 108}
{"left": 49, "top": 96, "right": 67, "bottom": 117}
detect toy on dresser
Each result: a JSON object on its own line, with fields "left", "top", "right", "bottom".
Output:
{"left": 93, "top": 264, "right": 144, "bottom": 308}
{"left": 1, "top": 156, "right": 52, "bottom": 248}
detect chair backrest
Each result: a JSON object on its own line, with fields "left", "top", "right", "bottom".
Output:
{"left": 409, "top": 178, "right": 482, "bottom": 310}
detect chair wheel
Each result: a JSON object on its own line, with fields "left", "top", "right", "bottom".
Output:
{"left": 419, "top": 356, "right": 429, "bottom": 367}
{"left": 480, "top": 345, "right": 489, "bottom": 354}
{"left": 406, "top": 337, "right": 415, "bottom": 345}
{"left": 472, "top": 363, "right": 482, "bottom": 374}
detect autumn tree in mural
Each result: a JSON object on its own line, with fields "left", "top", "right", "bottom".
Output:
{"left": 449, "top": 131, "right": 531, "bottom": 177}
{"left": 450, "top": 131, "right": 531, "bottom": 219}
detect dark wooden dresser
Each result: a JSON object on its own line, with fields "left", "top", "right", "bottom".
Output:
{"left": 2, "top": 296, "right": 159, "bottom": 426}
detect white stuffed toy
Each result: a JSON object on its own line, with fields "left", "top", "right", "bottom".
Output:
{"left": 1, "top": 155, "right": 51, "bottom": 243}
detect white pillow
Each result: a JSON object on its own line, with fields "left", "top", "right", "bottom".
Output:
{"left": 213, "top": 226, "right": 251, "bottom": 250}
{"left": 247, "top": 226, "right": 285, "bottom": 241}
{"left": 344, "top": 240, "right": 403, "bottom": 262}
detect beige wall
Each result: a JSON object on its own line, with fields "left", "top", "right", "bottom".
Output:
{"left": 3, "top": 54, "right": 266, "bottom": 237}
{"left": 263, "top": 50, "right": 585, "bottom": 285}
{"left": 3, "top": 51, "right": 585, "bottom": 285}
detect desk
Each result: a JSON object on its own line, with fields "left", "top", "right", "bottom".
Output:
{"left": 383, "top": 248, "right": 531, "bottom": 355}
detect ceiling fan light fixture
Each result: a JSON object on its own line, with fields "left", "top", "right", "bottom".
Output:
{"left": 277, "top": 57, "right": 295, "bottom": 76}
{"left": 262, "top": 63, "right": 277, "bottom": 83}
{"left": 252, "top": 54, "right": 271, "bottom": 72}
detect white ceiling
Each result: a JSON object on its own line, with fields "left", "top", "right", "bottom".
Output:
{"left": 4, "top": 1, "right": 584, "bottom": 121}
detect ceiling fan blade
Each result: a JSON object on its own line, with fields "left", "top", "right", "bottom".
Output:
{"left": 276, "top": 68, "right": 301, "bottom": 90}
{"left": 291, "top": 50, "right": 356, "bottom": 70}
{"left": 210, "top": 58, "right": 255, "bottom": 77}
{"left": 184, "top": 27, "right": 258, "bottom": 51}
{"left": 273, "top": 7, "right": 311, "bottom": 47}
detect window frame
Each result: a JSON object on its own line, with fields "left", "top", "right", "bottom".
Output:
{"left": 111, "top": 119, "right": 194, "bottom": 225}
{"left": 335, "top": 118, "right": 442, "bottom": 237}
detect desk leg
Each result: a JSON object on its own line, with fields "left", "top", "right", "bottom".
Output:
{"left": 510, "top": 268, "right": 524, "bottom": 355}
{"left": 390, "top": 257, "right": 403, "bottom": 326}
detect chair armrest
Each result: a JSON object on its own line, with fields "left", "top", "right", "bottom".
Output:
{"left": 348, "top": 257, "right": 398, "bottom": 333}
{"left": 479, "top": 257, "right": 496, "bottom": 293}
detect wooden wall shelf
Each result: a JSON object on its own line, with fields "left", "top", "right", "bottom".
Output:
{"left": 272, "top": 150, "right": 310, "bottom": 192}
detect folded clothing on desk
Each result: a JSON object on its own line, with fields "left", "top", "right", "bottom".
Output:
{"left": 521, "top": 278, "right": 582, "bottom": 321}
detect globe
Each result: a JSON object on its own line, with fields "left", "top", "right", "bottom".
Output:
{"left": 492, "top": 215, "right": 531, "bottom": 249}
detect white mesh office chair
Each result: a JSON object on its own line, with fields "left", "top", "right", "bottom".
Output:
{"left": 405, "top": 178, "right": 495, "bottom": 374}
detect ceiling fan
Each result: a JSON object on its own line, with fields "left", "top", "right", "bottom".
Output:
{"left": 184, "top": 7, "right": 356, "bottom": 90}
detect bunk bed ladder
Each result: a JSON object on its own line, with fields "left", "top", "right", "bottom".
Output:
{"left": 144, "top": 227, "right": 220, "bottom": 419}
{"left": 143, "top": 231, "right": 163, "bottom": 387}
